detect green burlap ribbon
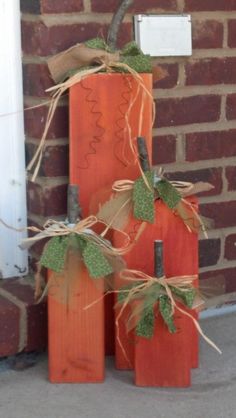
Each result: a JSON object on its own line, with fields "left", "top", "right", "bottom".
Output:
{"left": 118, "top": 280, "right": 195, "bottom": 339}
{"left": 64, "top": 38, "right": 152, "bottom": 80}
{"left": 133, "top": 170, "right": 182, "bottom": 223}
{"left": 40, "top": 233, "right": 113, "bottom": 278}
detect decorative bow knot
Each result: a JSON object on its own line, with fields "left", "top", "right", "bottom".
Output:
{"left": 48, "top": 38, "right": 155, "bottom": 84}
{"left": 116, "top": 269, "right": 221, "bottom": 354}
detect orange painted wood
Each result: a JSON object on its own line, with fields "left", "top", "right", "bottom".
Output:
{"left": 135, "top": 303, "right": 191, "bottom": 387}
{"left": 134, "top": 199, "right": 198, "bottom": 387}
{"left": 48, "top": 267, "right": 104, "bottom": 383}
{"left": 69, "top": 73, "right": 153, "bottom": 216}
{"left": 114, "top": 198, "right": 199, "bottom": 385}
{"left": 69, "top": 73, "right": 153, "bottom": 355}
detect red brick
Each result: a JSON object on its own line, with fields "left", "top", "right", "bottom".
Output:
{"left": 27, "top": 182, "right": 68, "bottom": 217}
{"left": 152, "top": 135, "right": 176, "bottom": 164}
{"left": 226, "top": 166, "right": 236, "bottom": 191}
{"left": 228, "top": 20, "right": 236, "bottom": 47}
{"left": 192, "top": 20, "right": 223, "bottom": 49}
{"left": 26, "top": 143, "right": 69, "bottom": 177}
{"left": 199, "top": 239, "right": 221, "bottom": 268}
{"left": 200, "top": 267, "right": 236, "bottom": 293}
{"left": 20, "top": 0, "right": 41, "bottom": 13}
{"left": 41, "top": 0, "right": 84, "bottom": 13}
{"left": 226, "top": 94, "right": 236, "bottom": 120}
{"left": 166, "top": 167, "right": 223, "bottom": 197}
{"left": 185, "top": 0, "right": 236, "bottom": 11}
{"left": 153, "top": 64, "right": 178, "bottom": 89}
{"left": 1, "top": 280, "right": 47, "bottom": 352}
{"left": 200, "top": 201, "right": 236, "bottom": 228}
{"left": 155, "top": 95, "right": 221, "bottom": 128}
{"left": 116, "top": 23, "right": 132, "bottom": 48}
{"left": 91, "top": 0, "right": 177, "bottom": 12}
{"left": 21, "top": 0, "right": 84, "bottom": 13}
{"left": 24, "top": 104, "right": 68, "bottom": 139}
{"left": 225, "top": 234, "right": 236, "bottom": 261}
{"left": 186, "top": 57, "right": 236, "bottom": 86}
{"left": 21, "top": 21, "right": 108, "bottom": 56}
{"left": 23, "top": 64, "right": 53, "bottom": 97}
{"left": 186, "top": 130, "right": 236, "bottom": 162}
{"left": 0, "top": 295, "right": 20, "bottom": 357}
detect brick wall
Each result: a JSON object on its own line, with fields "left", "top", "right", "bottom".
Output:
{"left": 21, "top": 0, "right": 236, "bottom": 289}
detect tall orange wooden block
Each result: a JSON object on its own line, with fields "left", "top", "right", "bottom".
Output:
{"left": 69, "top": 73, "right": 153, "bottom": 216}
{"left": 69, "top": 73, "right": 153, "bottom": 354}
{"left": 48, "top": 267, "right": 104, "bottom": 383}
{"left": 114, "top": 198, "right": 199, "bottom": 386}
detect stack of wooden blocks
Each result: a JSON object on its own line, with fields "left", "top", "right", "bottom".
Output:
{"left": 47, "top": 73, "right": 198, "bottom": 387}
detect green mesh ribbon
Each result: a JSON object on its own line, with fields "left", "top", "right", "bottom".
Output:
{"left": 171, "top": 286, "right": 196, "bottom": 308}
{"left": 40, "top": 236, "right": 69, "bottom": 273}
{"left": 133, "top": 171, "right": 155, "bottom": 223}
{"left": 159, "top": 295, "right": 176, "bottom": 333}
{"left": 40, "top": 233, "right": 113, "bottom": 278}
{"left": 85, "top": 38, "right": 152, "bottom": 73}
{"left": 155, "top": 179, "right": 182, "bottom": 209}
{"left": 136, "top": 305, "right": 155, "bottom": 339}
{"left": 82, "top": 241, "right": 113, "bottom": 278}
{"left": 132, "top": 171, "right": 183, "bottom": 223}
{"left": 118, "top": 280, "right": 196, "bottom": 339}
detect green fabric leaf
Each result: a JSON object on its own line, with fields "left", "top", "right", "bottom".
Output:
{"left": 121, "top": 41, "right": 143, "bottom": 56}
{"left": 117, "top": 282, "right": 141, "bottom": 304}
{"left": 82, "top": 241, "right": 113, "bottom": 278}
{"left": 136, "top": 304, "right": 155, "bottom": 339}
{"left": 85, "top": 37, "right": 109, "bottom": 51}
{"left": 121, "top": 55, "right": 152, "bottom": 73}
{"left": 171, "top": 286, "right": 196, "bottom": 309}
{"left": 155, "top": 179, "right": 181, "bottom": 209}
{"left": 133, "top": 171, "right": 155, "bottom": 223}
{"left": 40, "top": 236, "right": 69, "bottom": 273}
{"left": 159, "top": 295, "right": 176, "bottom": 333}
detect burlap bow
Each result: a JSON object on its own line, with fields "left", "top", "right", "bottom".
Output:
{"left": 115, "top": 269, "right": 221, "bottom": 363}
{"left": 97, "top": 170, "right": 214, "bottom": 237}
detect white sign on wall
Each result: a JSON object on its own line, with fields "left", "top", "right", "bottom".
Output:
{"left": 134, "top": 14, "right": 192, "bottom": 57}
{"left": 0, "top": 0, "right": 28, "bottom": 278}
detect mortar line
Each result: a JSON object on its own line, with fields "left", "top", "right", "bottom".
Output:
{"left": 0, "top": 288, "right": 27, "bottom": 352}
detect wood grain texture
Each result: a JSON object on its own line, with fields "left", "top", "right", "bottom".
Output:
{"left": 134, "top": 199, "right": 198, "bottom": 387}
{"left": 48, "top": 267, "right": 104, "bottom": 383}
{"left": 69, "top": 73, "right": 153, "bottom": 216}
{"left": 114, "top": 198, "right": 199, "bottom": 386}
{"left": 69, "top": 72, "right": 153, "bottom": 356}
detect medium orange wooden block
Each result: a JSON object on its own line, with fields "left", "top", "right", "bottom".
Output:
{"left": 114, "top": 198, "right": 199, "bottom": 384}
{"left": 69, "top": 73, "right": 153, "bottom": 355}
{"left": 48, "top": 267, "right": 104, "bottom": 383}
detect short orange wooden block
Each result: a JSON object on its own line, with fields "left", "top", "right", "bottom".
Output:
{"left": 114, "top": 199, "right": 199, "bottom": 386}
{"left": 48, "top": 267, "right": 104, "bottom": 383}
{"left": 69, "top": 73, "right": 153, "bottom": 355}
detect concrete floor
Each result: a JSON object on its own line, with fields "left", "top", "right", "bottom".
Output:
{"left": 0, "top": 313, "right": 236, "bottom": 418}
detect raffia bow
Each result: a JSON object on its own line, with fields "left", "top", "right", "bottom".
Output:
{"left": 27, "top": 39, "right": 166, "bottom": 182}
{"left": 97, "top": 170, "right": 213, "bottom": 237}
{"left": 116, "top": 269, "right": 221, "bottom": 364}
{"left": 21, "top": 215, "right": 145, "bottom": 300}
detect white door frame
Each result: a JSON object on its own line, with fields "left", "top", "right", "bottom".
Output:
{"left": 0, "top": 0, "right": 28, "bottom": 278}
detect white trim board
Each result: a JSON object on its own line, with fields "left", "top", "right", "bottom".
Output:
{"left": 0, "top": 0, "right": 28, "bottom": 278}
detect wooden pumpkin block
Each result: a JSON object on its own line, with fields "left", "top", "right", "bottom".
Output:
{"left": 134, "top": 303, "right": 191, "bottom": 387}
{"left": 69, "top": 73, "right": 153, "bottom": 355}
{"left": 48, "top": 267, "right": 104, "bottom": 383}
{"left": 69, "top": 73, "right": 153, "bottom": 217}
{"left": 114, "top": 198, "right": 199, "bottom": 382}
